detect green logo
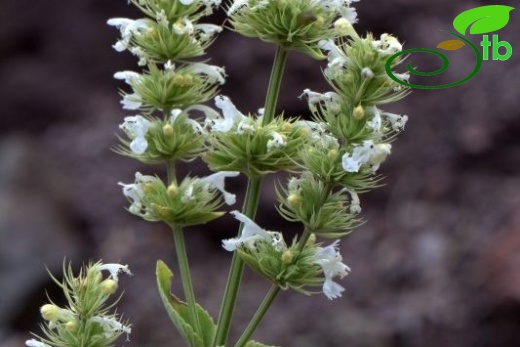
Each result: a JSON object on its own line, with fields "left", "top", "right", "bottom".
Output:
{"left": 386, "top": 5, "right": 514, "bottom": 89}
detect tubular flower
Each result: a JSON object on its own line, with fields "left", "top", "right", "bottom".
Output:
{"left": 313, "top": 240, "right": 350, "bottom": 300}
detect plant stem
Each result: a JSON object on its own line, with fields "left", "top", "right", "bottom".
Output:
{"left": 172, "top": 225, "right": 202, "bottom": 336}
{"left": 166, "top": 159, "right": 200, "bottom": 335}
{"left": 234, "top": 285, "right": 281, "bottom": 347}
{"left": 166, "top": 160, "right": 177, "bottom": 185}
{"left": 262, "top": 46, "right": 289, "bottom": 126}
{"left": 213, "top": 44, "right": 289, "bottom": 347}
{"left": 213, "top": 176, "right": 263, "bottom": 347}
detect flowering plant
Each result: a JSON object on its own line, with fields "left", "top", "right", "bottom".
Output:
{"left": 27, "top": 0, "right": 411, "bottom": 346}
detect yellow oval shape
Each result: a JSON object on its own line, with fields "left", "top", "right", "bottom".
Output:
{"left": 436, "top": 39, "right": 465, "bottom": 51}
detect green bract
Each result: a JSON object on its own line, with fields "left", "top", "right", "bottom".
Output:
{"left": 204, "top": 116, "right": 307, "bottom": 177}
{"left": 131, "top": 0, "right": 221, "bottom": 22}
{"left": 131, "top": 20, "right": 220, "bottom": 63}
{"left": 324, "top": 35, "right": 410, "bottom": 107}
{"left": 237, "top": 237, "right": 324, "bottom": 294}
{"left": 121, "top": 174, "right": 225, "bottom": 226}
{"left": 117, "top": 113, "right": 204, "bottom": 164}
{"left": 29, "top": 262, "right": 131, "bottom": 347}
{"left": 228, "top": 0, "right": 338, "bottom": 59}
{"left": 276, "top": 173, "right": 362, "bottom": 237}
{"left": 119, "top": 63, "right": 224, "bottom": 113}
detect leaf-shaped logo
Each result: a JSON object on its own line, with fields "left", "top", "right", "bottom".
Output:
{"left": 453, "top": 5, "right": 514, "bottom": 35}
{"left": 437, "top": 39, "right": 465, "bottom": 51}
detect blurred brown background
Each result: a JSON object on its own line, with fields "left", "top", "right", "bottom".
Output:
{"left": 2, "top": 0, "right": 520, "bottom": 347}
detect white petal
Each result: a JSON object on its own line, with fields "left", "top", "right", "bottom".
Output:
{"left": 130, "top": 137, "right": 148, "bottom": 154}
{"left": 121, "top": 94, "right": 143, "bottom": 110}
{"left": 26, "top": 340, "right": 51, "bottom": 347}
{"left": 114, "top": 71, "right": 141, "bottom": 84}
{"left": 99, "top": 263, "right": 132, "bottom": 283}
{"left": 200, "top": 171, "right": 240, "bottom": 205}
{"left": 323, "top": 278, "right": 345, "bottom": 300}
{"left": 188, "top": 63, "right": 226, "bottom": 84}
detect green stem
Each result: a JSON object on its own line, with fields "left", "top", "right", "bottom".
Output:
{"left": 166, "top": 160, "right": 177, "bottom": 185}
{"left": 172, "top": 225, "right": 202, "bottom": 336}
{"left": 213, "top": 44, "right": 290, "bottom": 347}
{"left": 166, "top": 159, "right": 199, "bottom": 335}
{"left": 213, "top": 176, "right": 263, "bottom": 347}
{"left": 262, "top": 46, "right": 289, "bottom": 126}
{"left": 234, "top": 286, "right": 281, "bottom": 347}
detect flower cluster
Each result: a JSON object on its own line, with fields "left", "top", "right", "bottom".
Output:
{"left": 119, "top": 171, "right": 239, "bottom": 226}
{"left": 223, "top": 211, "right": 350, "bottom": 299}
{"left": 227, "top": 0, "right": 360, "bottom": 59}
{"left": 26, "top": 262, "right": 132, "bottom": 347}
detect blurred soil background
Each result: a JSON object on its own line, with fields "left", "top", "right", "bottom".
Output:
{"left": 1, "top": 0, "right": 520, "bottom": 347}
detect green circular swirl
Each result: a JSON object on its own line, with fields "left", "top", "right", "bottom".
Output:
{"left": 385, "top": 31, "right": 483, "bottom": 90}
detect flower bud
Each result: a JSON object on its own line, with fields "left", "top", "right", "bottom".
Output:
{"left": 167, "top": 183, "right": 178, "bottom": 197}
{"left": 163, "top": 123, "right": 174, "bottom": 136}
{"left": 281, "top": 122, "right": 292, "bottom": 132}
{"left": 327, "top": 149, "right": 339, "bottom": 161}
{"left": 361, "top": 67, "right": 374, "bottom": 80}
{"left": 287, "top": 193, "right": 302, "bottom": 208}
{"left": 40, "top": 304, "right": 60, "bottom": 321}
{"left": 282, "top": 250, "right": 293, "bottom": 264}
{"left": 65, "top": 321, "right": 78, "bottom": 333}
{"left": 99, "top": 279, "right": 118, "bottom": 295}
{"left": 353, "top": 105, "right": 365, "bottom": 120}
{"left": 306, "top": 233, "right": 317, "bottom": 245}
{"left": 334, "top": 18, "right": 355, "bottom": 37}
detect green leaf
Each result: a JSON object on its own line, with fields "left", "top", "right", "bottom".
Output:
{"left": 453, "top": 5, "right": 514, "bottom": 35}
{"left": 156, "top": 260, "right": 216, "bottom": 347}
{"left": 245, "top": 341, "right": 284, "bottom": 347}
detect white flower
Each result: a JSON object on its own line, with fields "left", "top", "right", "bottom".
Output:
{"left": 318, "top": 40, "right": 348, "bottom": 77}
{"left": 195, "top": 23, "right": 223, "bottom": 41}
{"left": 99, "top": 263, "right": 132, "bottom": 283}
{"left": 367, "top": 143, "right": 392, "bottom": 172}
{"left": 372, "top": 33, "right": 402, "bottom": 55}
{"left": 107, "top": 18, "right": 150, "bottom": 52}
{"left": 119, "top": 115, "right": 152, "bottom": 154}
{"left": 345, "top": 188, "right": 361, "bottom": 213}
{"left": 298, "top": 120, "right": 339, "bottom": 149}
{"left": 181, "top": 184, "right": 195, "bottom": 203}
{"left": 266, "top": 132, "right": 286, "bottom": 151}
{"left": 130, "top": 47, "right": 147, "bottom": 66}
{"left": 114, "top": 70, "right": 141, "bottom": 84}
{"left": 300, "top": 89, "right": 341, "bottom": 112}
{"left": 366, "top": 106, "right": 381, "bottom": 132}
{"left": 227, "top": 0, "right": 249, "bottom": 15}
{"left": 121, "top": 93, "right": 143, "bottom": 110}
{"left": 170, "top": 108, "right": 203, "bottom": 133}
{"left": 313, "top": 240, "right": 350, "bottom": 300}
{"left": 26, "top": 339, "right": 51, "bottom": 347}
{"left": 173, "top": 18, "right": 194, "bottom": 34}
{"left": 342, "top": 141, "right": 391, "bottom": 173}
{"left": 341, "top": 140, "right": 375, "bottom": 172}
{"left": 222, "top": 211, "right": 282, "bottom": 251}
{"left": 114, "top": 72, "right": 144, "bottom": 110}
{"left": 90, "top": 316, "right": 132, "bottom": 340}
{"left": 200, "top": 171, "right": 240, "bottom": 205}
{"left": 156, "top": 10, "right": 169, "bottom": 27}
{"left": 382, "top": 111, "right": 408, "bottom": 131}
{"left": 211, "top": 95, "right": 247, "bottom": 132}
{"left": 187, "top": 63, "right": 226, "bottom": 84}
{"left": 236, "top": 118, "right": 255, "bottom": 135}
{"left": 119, "top": 172, "right": 154, "bottom": 214}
